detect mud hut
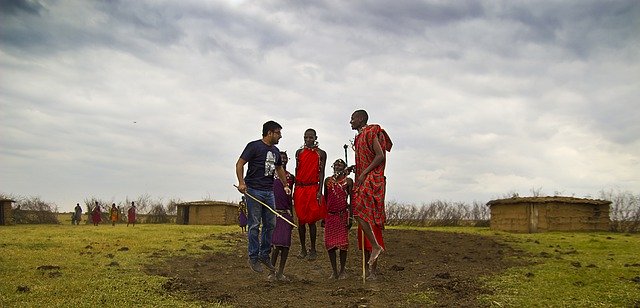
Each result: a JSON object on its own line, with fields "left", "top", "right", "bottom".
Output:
{"left": 487, "top": 196, "right": 611, "bottom": 233}
{"left": 1, "top": 199, "right": 15, "bottom": 225}
{"left": 176, "top": 201, "right": 239, "bottom": 225}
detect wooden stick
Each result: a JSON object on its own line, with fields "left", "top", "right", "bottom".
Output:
{"left": 233, "top": 185, "right": 297, "bottom": 228}
{"left": 361, "top": 226, "right": 366, "bottom": 284}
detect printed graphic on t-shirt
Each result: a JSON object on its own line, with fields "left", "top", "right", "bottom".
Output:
{"left": 265, "top": 151, "right": 276, "bottom": 176}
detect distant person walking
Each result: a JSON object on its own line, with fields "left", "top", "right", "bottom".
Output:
{"left": 238, "top": 196, "right": 248, "bottom": 232}
{"left": 293, "top": 128, "right": 327, "bottom": 260}
{"left": 110, "top": 203, "right": 118, "bottom": 226}
{"left": 235, "top": 120, "right": 292, "bottom": 273}
{"left": 91, "top": 202, "right": 102, "bottom": 226}
{"left": 127, "top": 201, "right": 136, "bottom": 227}
{"left": 73, "top": 203, "right": 82, "bottom": 225}
{"left": 349, "top": 109, "right": 392, "bottom": 279}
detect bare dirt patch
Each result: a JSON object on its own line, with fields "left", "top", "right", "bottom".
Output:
{"left": 145, "top": 229, "right": 527, "bottom": 307}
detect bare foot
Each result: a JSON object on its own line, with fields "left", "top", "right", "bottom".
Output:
{"left": 277, "top": 273, "right": 290, "bottom": 282}
{"left": 328, "top": 273, "right": 338, "bottom": 280}
{"left": 366, "top": 271, "right": 377, "bottom": 281}
{"left": 368, "top": 246, "right": 384, "bottom": 265}
{"left": 338, "top": 272, "right": 348, "bottom": 280}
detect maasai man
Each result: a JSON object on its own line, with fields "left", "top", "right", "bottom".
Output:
{"left": 323, "top": 158, "right": 353, "bottom": 280}
{"left": 236, "top": 120, "right": 291, "bottom": 273}
{"left": 127, "top": 201, "right": 136, "bottom": 227}
{"left": 91, "top": 201, "right": 102, "bottom": 226}
{"left": 269, "top": 151, "right": 295, "bottom": 282}
{"left": 349, "top": 109, "right": 392, "bottom": 275}
{"left": 110, "top": 203, "right": 119, "bottom": 226}
{"left": 73, "top": 203, "right": 82, "bottom": 225}
{"left": 293, "top": 128, "right": 327, "bottom": 260}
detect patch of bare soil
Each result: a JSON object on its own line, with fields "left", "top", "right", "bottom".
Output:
{"left": 145, "top": 229, "right": 527, "bottom": 307}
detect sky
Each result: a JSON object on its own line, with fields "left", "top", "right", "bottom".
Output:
{"left": 1, "top": 0, "right": 639, "bottom": 212}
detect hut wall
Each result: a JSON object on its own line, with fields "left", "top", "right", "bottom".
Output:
{"left": 544, "top": 203, "right": 610, "bottom": 232}
{"left": 489, "top": 204, "right": 530, "bottom": 232}
{"left": 176, "top": 203, "right": 239, "bottom": 225}
{"left": 1, "top": 200, "right": 13, "bottom": 225}
{"left": 490, "top": 198, "right": 611, "bottom": 233}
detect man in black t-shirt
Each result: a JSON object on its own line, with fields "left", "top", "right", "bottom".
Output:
{"left": 236, "top": 120, "right": 292, "bottom": 273}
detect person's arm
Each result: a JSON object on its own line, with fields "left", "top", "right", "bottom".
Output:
{"left": 356, "top": 134, "right": 385, "bottom": 185}
{"left": 317, "top": 149, "right": 327, "bottom": 201}
{"left": 275, "top": 165, "right": 292, "bottom": 195}
{"left": 236, "top": 157, "right": 247, "bottom": 193}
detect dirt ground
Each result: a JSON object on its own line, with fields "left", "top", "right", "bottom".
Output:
{"left": 145, "top": 228, "right": 527, "bottom": 307}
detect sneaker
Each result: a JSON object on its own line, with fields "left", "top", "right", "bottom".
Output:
{"left": 307, "top": 250, "right": 318, "bottom": 260}
{"left": 249, "top": 259, "right": 263, "bottom": 273}
{"left": 297, "top": 249, "right": 308, "bottom": 259}
{"left": 259, "top": 257, "right": 276, "bottom": 272}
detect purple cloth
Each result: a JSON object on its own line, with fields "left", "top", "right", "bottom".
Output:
{"left": 272, "top": 212, "right": 293, "bottom": 247}
{"left": 239, "top": 211, "right": 247, "bottom": 227}
{"left": 272, "top": 171, "right": 294, "bottom": 247}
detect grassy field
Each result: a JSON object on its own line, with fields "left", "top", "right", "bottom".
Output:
{"left": 0, "top": 224, "right": 233, "bottom": 307}
{"left": 1, "top": 224, "right": 638, "bottom": 307}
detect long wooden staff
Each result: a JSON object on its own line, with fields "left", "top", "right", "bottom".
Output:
{"left": 233, "top": 185, "right": 297, "bottom": 228}
{"left": 361, "top": 227, "right": 366, "bottom": 284}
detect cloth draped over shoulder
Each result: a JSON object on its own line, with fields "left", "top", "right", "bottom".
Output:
{"left": 352, "top": 124, "right": 392, "bottom": 228}
{"left": 293, "top": 147, "right": 326, "bottom": 225}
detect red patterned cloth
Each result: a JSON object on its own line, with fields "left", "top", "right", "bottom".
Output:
{"left": 294, "top": 147, "right": 326, "bottom": 224}
{"left": 352, "top": 124, "right": 392, "bottom": 227}
{"left": 127, "top": 207, "right": 136, "bottom": 224}
{"left": 324, "top": 176, "right": 349, "bottom": 251}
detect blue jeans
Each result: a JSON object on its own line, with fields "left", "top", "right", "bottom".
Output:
{"left": 246, "top": 187, "right": 276, "bottom": 261}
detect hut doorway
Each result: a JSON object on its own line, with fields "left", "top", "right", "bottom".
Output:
{"left": 182, "top": 206, "right": 190, "bottom": 225}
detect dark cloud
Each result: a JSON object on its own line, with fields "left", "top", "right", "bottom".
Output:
{"left": 0, "top": 0, "right": 44, "bottom": 15}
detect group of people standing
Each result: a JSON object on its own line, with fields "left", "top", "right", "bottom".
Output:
{"left": 72, "top": 201, "right": 137, "bottom": 227}
{"left": 235, "top": 109, "right": 392, "bottom": 282}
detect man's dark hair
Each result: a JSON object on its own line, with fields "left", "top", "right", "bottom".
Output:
{"left": 354, "top": 109, "right": 369, "bottom": 123}
{"left": 263, "top": 120, "right": 282, "bottom": 136}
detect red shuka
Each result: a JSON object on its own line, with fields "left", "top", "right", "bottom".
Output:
{"left": 293, "top": 147, "right": 326, "bottom": 225}
{"left": 352, "top": 124, "right": 392, "bottom": 228}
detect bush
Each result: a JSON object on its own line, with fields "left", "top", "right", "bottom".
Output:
{"left": 12, "top": 196, "right": 59, "bottom": 224}
{"left": 386, "top": 200, "right": 489, "bottom": 227}
{"left": 600, "top": 189, "right": 640, "bottom": 233}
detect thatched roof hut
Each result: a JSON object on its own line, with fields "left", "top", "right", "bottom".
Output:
{"left": 1, "top": 199, "right": 15, "bottom": 225}
{"left": 487, "top": 196, "right": 611, "bottom": 233}
{"left": 175, "top": 201, "right": 239, "bottom": 225}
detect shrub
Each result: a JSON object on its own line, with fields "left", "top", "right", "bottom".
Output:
{"left": 12, "top": 196, "right": 59, "bottom": 224}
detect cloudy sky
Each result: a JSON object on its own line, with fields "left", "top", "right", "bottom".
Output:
{"left": 1, "top": 0, "right": 638, "bottom": 212}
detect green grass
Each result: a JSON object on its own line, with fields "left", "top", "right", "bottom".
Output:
{"left": 0, "top": 224, "right": 235, "bottom": 307}
{"left": 406, "top": 227, "right": 640, "bottom": 307}
{"left": 2, "top": 224, "right": 639, "bottom": 307}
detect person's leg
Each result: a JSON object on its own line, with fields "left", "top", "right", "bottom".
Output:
{"left": 277, "top": 247, "right": 290, "bottom": 280}
{"left": 297, "top": 224, "right": 307, "bottom": 258}
{"left": 338, "top": 249, "right": 348, "bottom": 279}
{"left": 271, "top": 246, "right": 280, "bottom": 268}
{"left": 328, "top": 248, "right": 338, "bottom": 279}
{"left": 258, "top": 190, "right": 276, "bottom": 259}
{"left": 308, "top": 222, "right": 317, "bottom": 259}
{"left": 355, "top": 216, "right": 383, "bottom": 265}
{"left": 245, "top": 188, "right": 263, "bottom": 266}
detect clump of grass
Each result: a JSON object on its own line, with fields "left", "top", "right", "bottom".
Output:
{"left": 406, "top": 290, "right": 438, "bottom": 305}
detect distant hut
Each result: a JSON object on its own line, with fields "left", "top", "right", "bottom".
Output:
{"left": 1, "top": 199, "right": 15, "bottom": 225}
{"left": 176, "top": 201, "right": 239, "bottom": 225}
{"left": 487, "top": 196, "right": 611, "bottom": 233}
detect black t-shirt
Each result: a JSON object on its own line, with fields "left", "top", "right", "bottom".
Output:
{"left": 240, "top": 139, "right": 282, "bottom": 190}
